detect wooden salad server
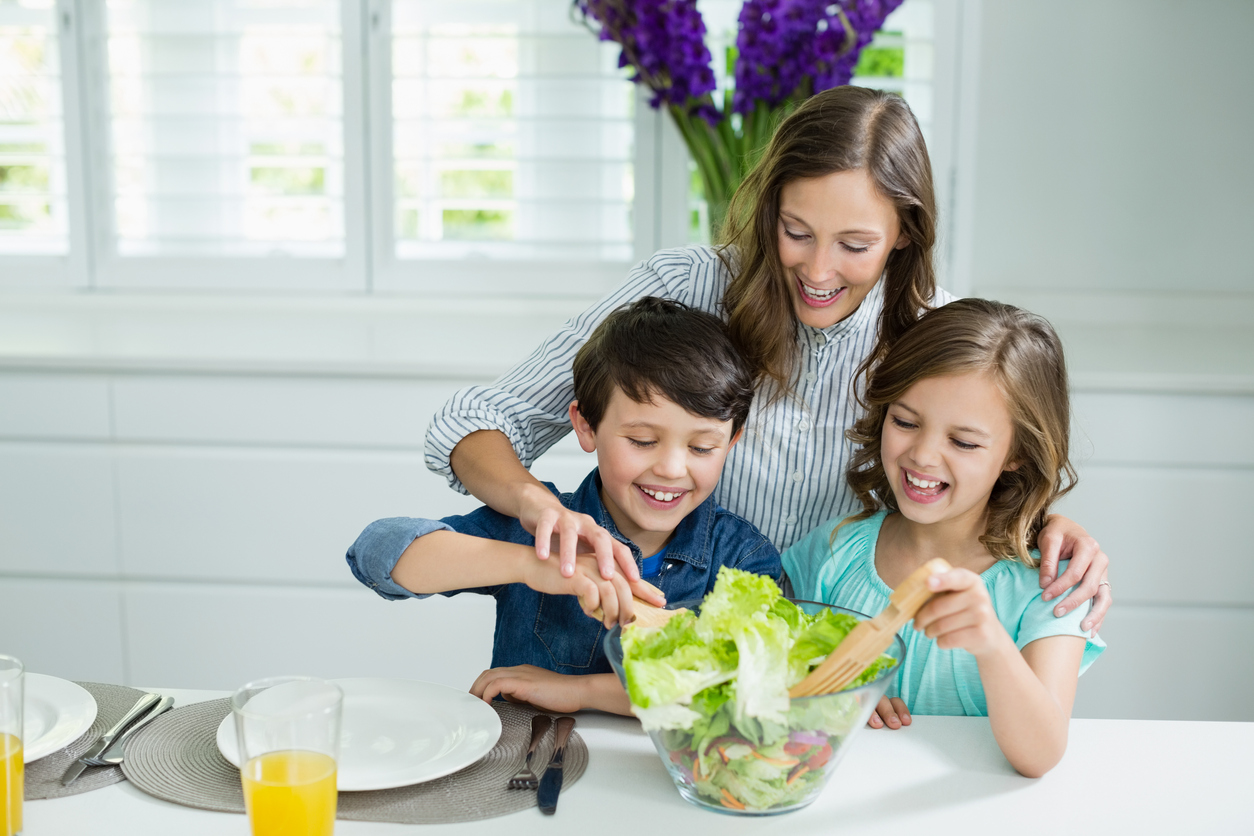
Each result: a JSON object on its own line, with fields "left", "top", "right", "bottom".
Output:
{"left": 589, "top": 579, "right": 689, "bottom": 631}
{"left": 790, "top": 557, "right": 953, "bottom": 697}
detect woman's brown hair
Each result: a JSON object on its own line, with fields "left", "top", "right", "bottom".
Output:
{"left": 841, "top": 299, "right": 1077, "bottom": 566}
{"left": 718, "top": 86, "right": 937, "bottom": 395}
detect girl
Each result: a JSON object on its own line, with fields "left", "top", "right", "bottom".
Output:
{"left": 425, "top": 85, "right": 1110, "bottom": 638}
{"left": 782, "top": 299, "right": 1105, "bottom": 778}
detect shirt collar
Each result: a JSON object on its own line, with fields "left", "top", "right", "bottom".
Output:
{"left": 569, "top": 469, "right": 713, "bottom": 571}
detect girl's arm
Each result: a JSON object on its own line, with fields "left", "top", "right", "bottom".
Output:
{"left": 390, "top": 530, "right": 644, "bottom": 628}
{"left": 1036, "top": 515, "right": 1111, "bottom": 632}
{"left": 915, "top": 569, "right": 1085, "bottom": 778}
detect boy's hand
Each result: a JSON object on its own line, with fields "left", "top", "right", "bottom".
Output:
{"left": 523, "top": 553, "right": 637, "bottom": 628}
{"left": 471, "top": 665, "right": 588, "bottom": 714}
{"left": 913, "top": 568, "right": 1015, "bottom": 659}
{"left": 867, "top": 696, "right": 911, "bottom": 729}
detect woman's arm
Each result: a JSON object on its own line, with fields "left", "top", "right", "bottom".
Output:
{"left": 427, "top": 249, "right": 712, "bottom": 581}
{"left": 914, "top": 569, "right": 1084, "bottom": 777}
{"left": 1036, "top": 515, "right": 1112, "bottom": 632}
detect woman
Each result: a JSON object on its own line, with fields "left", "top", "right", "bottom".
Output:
{"left": 424, "top": 86, "right": 1112, "bottom": 631}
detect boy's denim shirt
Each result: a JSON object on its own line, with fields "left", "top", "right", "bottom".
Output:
{"left": 346, "top": 468, "right": 782, "bottom": 676}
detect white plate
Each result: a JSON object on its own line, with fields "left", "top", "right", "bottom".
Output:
{"left": 22, "top": 674, "right": 98, "bottom": 763}
{"left": 217, "top": 677, "right": 502, "bottom": 791}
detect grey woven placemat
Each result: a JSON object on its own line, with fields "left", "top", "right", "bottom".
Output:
{"left": 123, "top": 697, "right": 589, "bottom": 823}
{"left": 24, "top": 681, "right": 149, "bottom": 799}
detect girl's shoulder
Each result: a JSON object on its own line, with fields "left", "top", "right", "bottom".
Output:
{"left": 782, "top": 510, "right": 888, "bottom": 601}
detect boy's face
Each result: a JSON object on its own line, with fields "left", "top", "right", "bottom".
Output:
{"left": 570, "top": 388, "right": 741, "bottom": 555}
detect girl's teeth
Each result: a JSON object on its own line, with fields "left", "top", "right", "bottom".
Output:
{"left": 906, "top": 473, "right": 943, "bottom": 489}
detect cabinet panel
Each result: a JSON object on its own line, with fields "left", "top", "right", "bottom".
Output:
{"left": 0, "top": 444, "right": 119, "bottom": 575}
{"left": 124, "top": 582, "right": 497, "bottom": 691}
{"left": 0, "top": 578, "right": 126, "bottom": 683}
{"left": 1071, "top": 391, "right": 1254, "bottom": 467}
{"left": 115, "top": 446, "right": 481, "bottom": 582}
{"left": 1071, "top": 604, "right": 1254, "bottom": 722}
{"left": 1054, "top": 465, "right": 1253, "bottom": 605}
{"left": 112, "top": 376, "right": 480, "bottom": 448}
{"left": 0, "top": 374, "right": 110, "bottom": 439}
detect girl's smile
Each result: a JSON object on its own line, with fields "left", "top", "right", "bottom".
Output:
{"left": 900, "top": 467, "right": 949, "bottom": 504}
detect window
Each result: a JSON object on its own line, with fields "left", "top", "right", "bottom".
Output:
{"left": 0, "top": 0, "right": 953, "bottom": 294}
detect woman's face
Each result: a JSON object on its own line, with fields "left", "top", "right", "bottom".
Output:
{"left": 777, "top": 169, "right": 908, "bottom": 329}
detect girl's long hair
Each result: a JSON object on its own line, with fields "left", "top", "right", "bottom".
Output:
{"left": 841, "top": 299, "right": 1077, "bottom": 565}
{"left": 718, "top": 86, "right": 936, "bottom": 396}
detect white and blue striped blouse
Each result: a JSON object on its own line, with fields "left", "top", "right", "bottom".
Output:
{"left": 425, "top": 244, "right": 950, "bottom": 552}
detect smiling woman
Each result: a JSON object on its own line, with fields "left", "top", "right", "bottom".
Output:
{"left": 429, "top": 85, "right": 1112, "bottom": 633}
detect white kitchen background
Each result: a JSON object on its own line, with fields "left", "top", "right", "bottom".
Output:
{"left": 1, "top": 0, "right": 1251, "bottom": 722}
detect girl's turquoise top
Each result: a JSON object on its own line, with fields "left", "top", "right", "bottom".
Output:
{"left": 782, "top": 510, "right": 1106, "bottom": 716}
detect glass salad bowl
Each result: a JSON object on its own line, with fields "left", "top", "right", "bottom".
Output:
{"left": 605, "top": 599, "right": 905, "bottom": 816}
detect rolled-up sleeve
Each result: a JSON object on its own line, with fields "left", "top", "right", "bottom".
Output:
{"left": 346, "top": 517, "right": 453, "bottom": 601}
{"left": 424, "top": 248, "right": 712, "bottom": 493}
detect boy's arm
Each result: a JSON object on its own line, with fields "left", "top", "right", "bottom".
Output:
{"left": 470, "top": 666, "right": 633, "bottom": 716}
{"left": 392, "top": 529, "right": 652, "bottom": 628}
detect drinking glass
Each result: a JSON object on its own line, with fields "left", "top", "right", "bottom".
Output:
{"left": 231, "top": 677, "right": 343, "bottom": 836}
{"left": 0, "top": 656, "right": 22, "bottom": 836}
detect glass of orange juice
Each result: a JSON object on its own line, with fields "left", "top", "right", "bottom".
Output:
{"left": 1, "top": 655, "right": 22, "bottom": 836}
{"left": 231, "top": 677, "right": 343, "bottom": 836}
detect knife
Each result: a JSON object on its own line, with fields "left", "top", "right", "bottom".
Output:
{"left": 96, "top": 694, "right": 174, "bottom": 764}
{"left": 536, "top": 716, "right": 576, "bottom": 815}
{"left": 60, "top": 692, "right": 163, "bottom": 785}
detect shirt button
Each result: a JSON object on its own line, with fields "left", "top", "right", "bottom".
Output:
{"left": 792, "top": 470, "right": 803, "bottom": 482}
{"left": 786, "top": 514, "right": 798, "bottom": 525}
{"left": 805, "top": 371, "right": 817, "bottom": 383}
{"left": 797, "top": 420, "right": 809, "bottom": 431}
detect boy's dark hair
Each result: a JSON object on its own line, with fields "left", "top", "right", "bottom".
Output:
{"left": 572, "top": 297, "right": 755, "bottom": 435}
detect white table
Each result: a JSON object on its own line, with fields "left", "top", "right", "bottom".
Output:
{"left": 25, "top": 689, "right": 1253, "bottom": 835}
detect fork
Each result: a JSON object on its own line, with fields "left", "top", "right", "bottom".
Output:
{"left": 508, "top": 714, "right": 553, "bottom": 789}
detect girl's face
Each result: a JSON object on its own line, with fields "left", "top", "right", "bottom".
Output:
{"left": 777, "top": 169, "right": 908, "bottom": 330}
{"left": 880, "top": 371, "right": 1018, "bottom": 530}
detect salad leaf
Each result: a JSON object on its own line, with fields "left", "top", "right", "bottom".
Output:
{"left": 621, "top": 567, "right": 899, "bottom": 812}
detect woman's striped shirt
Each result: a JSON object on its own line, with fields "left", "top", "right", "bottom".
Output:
{"left": 425, "top": 244, "right": 949, "bottom": 552}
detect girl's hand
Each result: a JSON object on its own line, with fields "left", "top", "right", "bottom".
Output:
{"left": 471, "top": 665, "right": 587, "bottom": 714}
{"left": 1037, "top": 514, "right": 1111, "bottom": 632}
{"left": 913, "top": 568, "right": 1014, "bottom": 659}
{"left": 867, "top": 696, "right": 911, "bottom": 730}
{"left": 518, "top": 483, "right": 649, "bottom": 590}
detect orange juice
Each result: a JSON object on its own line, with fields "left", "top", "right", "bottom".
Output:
{"left": 1, "top": 733, "right": 20, "bottom": 836}
{"left": 241, "top": 750, "right": 336, "bottom": 836}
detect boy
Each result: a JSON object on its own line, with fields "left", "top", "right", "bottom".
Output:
{"left": 346, "top": 297, "right": 781, "bottom": 714}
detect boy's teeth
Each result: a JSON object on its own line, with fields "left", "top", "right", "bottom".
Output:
{"left": 906, "top": 473, "right": 944, "bottom": 489}
{"left": 641, "top": 487, "right": 681, "bottom": 502}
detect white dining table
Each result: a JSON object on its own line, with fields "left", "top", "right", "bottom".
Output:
{"left": 23, "top": 687, "right": 1253, "bottom": 835}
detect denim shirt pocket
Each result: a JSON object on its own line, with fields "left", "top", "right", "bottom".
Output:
{"left": 533, "top": 594, "right": 604, "bottom": 670}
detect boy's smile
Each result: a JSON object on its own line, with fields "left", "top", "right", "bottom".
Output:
{"left": 570, "top": 388, "right": 740, "bottom": 558}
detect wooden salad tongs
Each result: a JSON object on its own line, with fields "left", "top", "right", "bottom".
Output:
{"left": 589, "top": 579, "right": 688, "bottom": 631}
{"left": 789, "top": 557, "right": 953, "bottom": 697}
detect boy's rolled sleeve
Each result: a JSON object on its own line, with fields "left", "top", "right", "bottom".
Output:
{"left": 346, "top": 517, "right": 453, "bottom": 600}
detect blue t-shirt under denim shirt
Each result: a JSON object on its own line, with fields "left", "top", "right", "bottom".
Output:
{"left": 347, "top": 468, "right": 782, "bottom": 676}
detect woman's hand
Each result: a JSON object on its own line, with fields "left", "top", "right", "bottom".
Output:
{"left": 518, "top": 482, "right": 648, "bottom": 589}
{"left": 867, "top": 696, "right": 911, "bottom": 729}
{"left": 914, "top": 568, "right": 1014, "bottom": 659}
{"left": 1037, "top": 514, "right": 1111, "bottom": 633}
{"left": 522, "top": 553, "right": 644, "bottom": 628}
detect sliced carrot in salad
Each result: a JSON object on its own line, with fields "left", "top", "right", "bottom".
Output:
{"left": 720, "top": 788, "right": 746, "bottom": 810}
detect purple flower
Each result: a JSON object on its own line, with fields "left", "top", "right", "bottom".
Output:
{"left": 732, "top": 0, "right": 903, "bottom": 113}
{"left": 575, "top": 0, "right": 720, "bottom": 121}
